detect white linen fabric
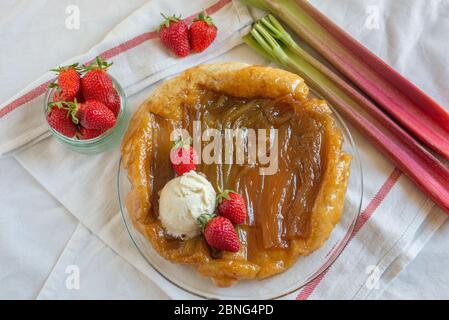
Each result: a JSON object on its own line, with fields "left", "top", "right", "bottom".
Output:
{"left": 36, "top": 224, "right": 171, "bottom": 300}
{"left": 1, "top": 0, "right": 449, "bottom": 299}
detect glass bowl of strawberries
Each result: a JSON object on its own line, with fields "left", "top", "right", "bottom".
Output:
{"left": 44, "top": 56, "right": 128, "bottom": 154}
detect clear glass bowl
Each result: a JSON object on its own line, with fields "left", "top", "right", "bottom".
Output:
{"left": 43, "top": 76, "right": 129, "bottom": 154}
{"left": 117, "top": 100, "right": 363, "bottom": 300}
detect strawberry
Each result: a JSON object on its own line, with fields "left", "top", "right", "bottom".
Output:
{"left": 189, "top": 10, "right": 217, "bottom": 53}
{"left": 198, "top": 215, "right": 240, "bottom": 252}
{"left": 169, "top": 137, "right": 198, "bottom": 176}
{"left": 46, "top": 103, "right": 77, "bottom": 137}
{"left": 68, "top": 100, "right": 116, "bottom": 131}
{"left": 76, "top": 90, "right": 85, "bottom": 103}
{"left": 158, "top": 14, "right": 190, "bottom": 57}
{"left": 103, "top": 89, "right": 121, "bottom": 117}
{"left": 78, "top": 126, "right": 106, "bottom": 140}
{"left": 81, "top": 56, "right": 120, "bottom": 115}
{"left": 217, "top": 189, "right": 247, "bottom": 224}
{"left": 81, "top": 56, "right": 114, "bottom": 101}
{"left": 53, "top": 90, "right": 84, "bottom": 103}
{"left": 49, "top": 64, "right": 81, "bottom": 101}
{"left": 52, "top": 91, "right": 62, "bottom": 102}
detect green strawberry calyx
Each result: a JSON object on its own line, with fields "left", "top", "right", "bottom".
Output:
{"left": 171, "top": 135, "right": 192, "bottom": 150}
{"left": 63, "top": 100, "right": 82, "bottom": 125}
{"left": 82, "top": 56, "right": 113, "bottom": 72}
{"left": 197, "top": 212, "right": 215, "bottom": 230}
{"left": 49, "top": 63, "right": 82, "bottom": 74}
{"left": 194, "top": 10, "right": 216, "bottom": 27}
{"left": 216, "top": 187, "right": 237, "bottom": 203}
{"left": 158, "top": 13, "right": 182, "bottom": 31}
{"left": 48, "top": 82, "right": 62, "bottom": 93}
{"left": 46, "top": 101, "right": 67, "bottom": 114}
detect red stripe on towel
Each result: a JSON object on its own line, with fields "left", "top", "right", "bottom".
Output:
{"left": 296, "top": 168, "right": 402, "bottom": 300}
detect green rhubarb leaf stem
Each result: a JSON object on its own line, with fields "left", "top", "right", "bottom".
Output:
{"left": 242, "top": 34, "right": 275, "bottom": 62}
{"left": 260, "top": 15, "right": 299, "bottom": 51}
{"left": 251, "top": 24, "right": 289, "bottom": 65}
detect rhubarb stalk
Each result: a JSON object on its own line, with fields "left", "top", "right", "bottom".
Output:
{"left": 242, "top": 0, "right": 449, "bottom": 160}
{"left": 244, "top": 16, "right": 449, "bottom": 214}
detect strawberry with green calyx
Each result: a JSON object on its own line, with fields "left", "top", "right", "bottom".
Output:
{"left": 158, "top": 14, "right": 190, "bottom": 57}
{"left": 81, "top": 56, "right": 120, "bottom": 115}
{"left": 82, "top": 56, "right": 113, "bottom": 72}
{"left": 216, "top": 187, "right": 247, "bottom": 224}
{"left": 49, "top": 63, "right": 82, "bottom": 101}
{"left": 46, "top": 102, "right": 77, "bottom": 138}
{"left": 189, "top": 10, "right": 217, "bottom": 53}
{"left": 81, "top": 56, "right": 114, "bottom": 100}
{"left": 67, "top": 99, "right": 116, "bottom": 131}
{"left": 198, "top": 214, "right": 240, "bottom": 253}
{"left": 169, "top": 136, "right": 198, "bottom": 176}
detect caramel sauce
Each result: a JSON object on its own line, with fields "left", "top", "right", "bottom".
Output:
{"left": 147, "top": 91, "right": 327, "bottom": 268}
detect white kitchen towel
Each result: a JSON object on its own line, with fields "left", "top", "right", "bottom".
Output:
{"left": 4, "top": 0, "right": 449, "bottom": 300}
{"left": 0, "top": 0, "right": 252, "bottom": 156}
{"left": 36, "top": 223, "right": 172, "bottom": 300}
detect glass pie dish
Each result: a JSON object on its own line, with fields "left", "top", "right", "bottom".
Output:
{"left": 117, "top": 91, "right": 363, "bottom": 300}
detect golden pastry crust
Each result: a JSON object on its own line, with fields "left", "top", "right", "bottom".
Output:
{"left": 121, "top": 63, "right": 350, "bottom": 287}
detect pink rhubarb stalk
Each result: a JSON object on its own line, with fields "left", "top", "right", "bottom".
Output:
{"left": 244, "top": 15, "right": 449, "bottom": 214}
{"left": 254, "top": 0, "right": 449, "bottom": 160}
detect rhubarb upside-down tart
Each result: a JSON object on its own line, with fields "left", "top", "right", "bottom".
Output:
{"left": 121, "top": 63, "right": 351, "bottom": 287}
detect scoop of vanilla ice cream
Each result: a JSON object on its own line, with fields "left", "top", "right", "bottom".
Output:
{"left": 158, "top": 171, "right": 216, "bottom": 239}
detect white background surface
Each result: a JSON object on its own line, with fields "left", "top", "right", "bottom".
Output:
{"left": 1, "top": 0, "right": 449, "bottom": 299}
